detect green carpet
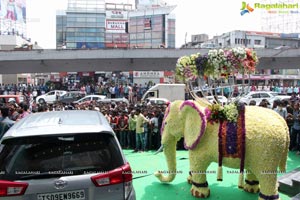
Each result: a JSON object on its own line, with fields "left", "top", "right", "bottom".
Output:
{"left": 123, "top": 150, "right": 300, "bottom": 200}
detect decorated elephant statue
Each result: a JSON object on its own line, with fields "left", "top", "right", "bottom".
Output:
{"left": 155, "top": 100, "right": 289, "bottom": 200}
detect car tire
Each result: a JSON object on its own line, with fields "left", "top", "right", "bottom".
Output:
{"left": 38, "top": 98, "right": 45, "bottom": 104}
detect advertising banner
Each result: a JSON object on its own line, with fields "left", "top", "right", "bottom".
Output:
{"left": 0, "top": 0, "right": 26, "bottom": 35}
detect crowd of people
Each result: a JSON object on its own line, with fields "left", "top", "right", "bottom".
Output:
{"left": 249, "top": 93, "right": 300, "bottom": 155}
{"left": 0, "top": 81, "right": 300, "bottom": 155}
{"left": 0, "top": 96, "right": 169, "bottom": 152}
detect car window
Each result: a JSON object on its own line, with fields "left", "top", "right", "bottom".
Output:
{"left": 47, "top": 91, "right": 55, "bottom": 96}
{"left": 83, "top": 98, "right": 90, "bottom": 102}
{"left": 0, "top": 133, "right": 124, "bottom": 181}
{"left": 270, "top": 92, "right": 278, "bottom": 96}
{"left": 157, "top": 100, "right": 165, "bottom": 104}
{"left": 251, "top": 94, "right": 260, "bottom": 98}
{"left": 260, "top": 93, "right": 270, "bottom": 98}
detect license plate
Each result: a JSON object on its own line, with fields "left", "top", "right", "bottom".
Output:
{"left": 37, "top": 189, "right": 85, "bottom": 200}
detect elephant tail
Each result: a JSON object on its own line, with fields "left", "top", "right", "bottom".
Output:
{"left": 279, "top": 126, "right": 290, "bottom": 172}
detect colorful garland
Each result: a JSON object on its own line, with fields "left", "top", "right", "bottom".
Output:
{"left": 179, "top": 101, "right": 207, "bottom": 150}
{"left": 175, "top": 47, "right": 258, "bottom": 82}
{"left": 218, "top": 103, "right": 246, "bottom": 177}
{"left": 205, "top": 103, "right": 239, "bottom": 124}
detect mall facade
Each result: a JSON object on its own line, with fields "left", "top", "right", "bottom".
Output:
{"left": 54, "top": 0, "right": 176, "bottom": 86}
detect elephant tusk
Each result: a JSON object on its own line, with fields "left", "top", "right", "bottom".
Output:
{"left": 154, "top": 145, "right": 164, "bottom": 155}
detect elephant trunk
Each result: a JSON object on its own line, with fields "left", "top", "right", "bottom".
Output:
{"left": 155, "top": 137, "right": 177, "bottom": 182}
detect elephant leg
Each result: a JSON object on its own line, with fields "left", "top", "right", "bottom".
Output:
{"left": 190, "top": 163, "right": 210, "bottom": 198}
{"left": 244, "top": 171, "right": 260, "bottom": 193}
{"left": 257, "top": 173, "right": 279, "bottom": 200}
{"left": 187, "top": 171, "right": 192, "bottom": 184}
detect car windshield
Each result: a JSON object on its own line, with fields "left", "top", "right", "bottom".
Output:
{"left": 0, "top": 133, "right": 124, "bottom": 181}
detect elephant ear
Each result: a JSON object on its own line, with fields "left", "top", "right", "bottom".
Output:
{"left": 180, "top": 101, "right": 207, "bottom": 150}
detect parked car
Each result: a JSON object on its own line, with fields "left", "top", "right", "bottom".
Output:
{"left": 97, "top": 97, "right": 129, "bottom": 105}
{"left": 146, "top": 98, "right": 170, "bottom": 105}
{"left": 73, "top": 95, "right": 106, "bottom": 105}
{"left": 36, "top": 90, "right": 67, "bottom": 104}
{"left": 0, "top": 110, "right": 136, "bottom": 200}
{"left": 58, "top": 91, "right": 86, "bottom": 104}
{"left": 238, "top": 91, "right": 280, "bottom": 106}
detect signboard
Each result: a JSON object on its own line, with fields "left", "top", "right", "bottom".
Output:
{"left": 133, "top": 71, "right": 164, "bottom": 78}
{"left": 106, "top": 10, "right": 128, "bottom": 19}
{"left": 106, "top": 20, "right": 127, "bottom": 33}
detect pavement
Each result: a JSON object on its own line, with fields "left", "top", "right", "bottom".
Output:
{"left": 123, "top": 150, "right": 300, "bottom": 200}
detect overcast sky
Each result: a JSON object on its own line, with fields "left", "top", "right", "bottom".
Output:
{"left": 26, "top": 0, "right": 264, "bottom": 48}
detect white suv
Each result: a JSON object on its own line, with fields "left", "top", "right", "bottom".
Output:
{"left": 0, "top": 110, "right": 136, "bottom": 200}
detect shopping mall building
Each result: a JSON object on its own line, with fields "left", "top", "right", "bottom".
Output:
{"left": 54, "top": 0, "right": 176, "bottom": 86}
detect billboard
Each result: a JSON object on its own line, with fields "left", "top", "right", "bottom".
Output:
{"left": 0, "top": 0, "right": 26, "bottom": 35}
{"left": 0, "top": 0, "right": 26, "bottom": 22}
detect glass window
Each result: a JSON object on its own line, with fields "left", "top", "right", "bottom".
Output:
{"left": 137, "top": 33, "right": 144, "bottom": 39}
{"left": 152, "top": 25, "right": 162, "bottom": 31}
{"left": 136, "top": 18, "right": 144, "bottom": 25}
{"left": 130, "top": 34, "right": 136, "bottom": 40}
{"left": 152, "top": 15, "right": 162, "bottom": 24}
{"left": 254, "top": 40, "right": 261, "bottom": 45}
{"left": 0, "top": 134, "right": 123, "bottom": 181}
{"left": 66, "top": 36, "right": 75, "bottom": 41}
{"left": 168, "top": 20, "right": 175, "bottom": 27}
{"left": 85, "top": 33, "right": 97, "bottom": 37}
{"left": 66, "top": 32, "right": 75, "bottom": 37}
{"left": 152, "top": 32, "right": 162, "bottom": 39}
{"left": 152, "top": 39, "right": 162, "bottom": 44}
{"left": 86, "top": 18, "right": 96, "bottom": 22}
{"left": 75, "top": 32, "right": 85, "bottom": 37}
{"left": 250, "top": 94, "right": 260, "bottom": 98}
{"left": 129, "top": 25, "right": 137, "bottom": 32}
{"left": 76, "top": 17, "right": 86, "bottom": 22}
{"left": 168, "top": 28, "right": 175, "bottom": 34}
{"left": 67, "top": 28, "right": 75, "bottom": 32}
{"left": 145, "top": 32, "right": 151, "bottom": 38}
{"left": 260, "top": 93, "right": 270, "bottom": 98}
{"left": 136, "top": 26, "right": 144, "bottom": 32}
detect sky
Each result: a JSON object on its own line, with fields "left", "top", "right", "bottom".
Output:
{"left": 25, "top": 0, "right": 266, "bottom": 48}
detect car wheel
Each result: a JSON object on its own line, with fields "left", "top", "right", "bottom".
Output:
{"left": 38, "top": 98, "right": 45, "bottom": 104}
